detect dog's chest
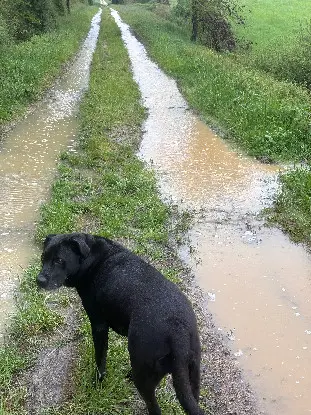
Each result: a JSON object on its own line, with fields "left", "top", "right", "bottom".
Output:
{"left": 93, "top": 298, "right": 130, "bottom": 336}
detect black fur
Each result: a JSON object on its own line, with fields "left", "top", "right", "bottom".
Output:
{"left": 37, "top": 233, "right": 205, "bottom": 415}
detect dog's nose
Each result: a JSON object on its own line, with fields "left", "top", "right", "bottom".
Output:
{"left": 37, "top": 273, "right": 48, "bottom": 288}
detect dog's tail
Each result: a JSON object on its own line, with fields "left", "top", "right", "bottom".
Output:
{"left": 170, "top": 330, "right": 206, "bottom": 415}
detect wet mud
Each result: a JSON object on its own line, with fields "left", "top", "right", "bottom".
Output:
{"left": 25, "top": 303, "right": 81, "bottom": 414}
{"left": 0, "top": 9, "right": 102, "bottom": 338}
{"left": 112, "top": 9, "right": 311, "bottom": 415}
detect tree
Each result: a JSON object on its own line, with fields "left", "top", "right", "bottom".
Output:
{"left": 190, "top": 0, "right": 244, "bottom": 51}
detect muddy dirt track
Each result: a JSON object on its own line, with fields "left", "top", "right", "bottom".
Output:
{"left": 1, "top": 5, "right": 311, "bottom": 415}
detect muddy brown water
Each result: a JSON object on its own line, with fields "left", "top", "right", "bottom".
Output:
{"left": 112, "top": 9, "right": 311, "bottom": 415}
{"left": 0, "top": 9, "right": 102, "bottom": 338}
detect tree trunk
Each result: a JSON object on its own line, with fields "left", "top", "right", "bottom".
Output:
{"left": 191, "top": 0, "right": 198, "bottom": 41}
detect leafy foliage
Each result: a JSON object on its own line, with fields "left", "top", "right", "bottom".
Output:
{"left": 0, "top": 0, "right": 89, "bottom": 42}
{"left": 189, "top": 0, "right": 245, "bottom": 51}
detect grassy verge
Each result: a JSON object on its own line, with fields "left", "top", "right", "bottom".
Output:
{"left": 0, "top": 8, "right": 198, "bottom": 415}
{"left": 0, "top": 263, "right": 66, "bottom": 414}
{"left": 0, "top": 4, "right": 97, "bottom": 127}
{"left": 116, "top": 4, "right": 311, "bottom": 163}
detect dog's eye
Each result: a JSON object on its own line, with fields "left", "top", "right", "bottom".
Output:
{"left": 54, "top": 258, "right": 65, "bottom": 266}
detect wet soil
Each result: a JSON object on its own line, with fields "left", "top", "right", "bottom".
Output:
{"left": 112, "top": 8, "right": 311, "bottom": 415}
{"left": 24, "top": 297, "right": 81, "bottom": 414}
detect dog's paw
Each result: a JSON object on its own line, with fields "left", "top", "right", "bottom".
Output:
{"left": 97, "top": 367, "right": 106, "bottom": 382}
{"left": 93, "top": 368, "right": 105, "bottom": 386}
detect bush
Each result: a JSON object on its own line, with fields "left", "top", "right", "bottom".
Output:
{"left": 190, "top": 0, "right": 245, "bottom": 51}
{"left": 275, "top": 21, "right": 311, "bottom": 88}
{"left": 0, "top": 13, "right": 11, "bottom": 49}
{"left": 172, "top": 0, "right": 191, "bottom": 25}
{"left": 237, "top": 19, "right": 311, "bottom": 88}
{"left": 0, "top": 0, "right": 88, "bottom": 41}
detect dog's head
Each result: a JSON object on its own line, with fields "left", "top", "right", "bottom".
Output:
{"left": 37, "top": 233, "right": 91, "bottom": 290}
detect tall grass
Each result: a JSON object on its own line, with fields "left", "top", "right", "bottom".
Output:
{"left": 0, "top": 4, "right": 97, "bottom": 126}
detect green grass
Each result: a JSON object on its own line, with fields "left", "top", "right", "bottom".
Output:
{"left": 233, "top": 0, "right": 311, "bottom": 86}
{"left": 116, "top": 4, "right": 311, "bottom": 162}
{"left": 266, "top": 167, "right": 311, "bottom": 246}
{"left": 236, "top": 0, "right": 311, "bottom": 53}
{"left": 0, "top": 4, "right": 97, "bottom": 126}
{"left": 0, "top": 7, "right": 200, "bottom": 415}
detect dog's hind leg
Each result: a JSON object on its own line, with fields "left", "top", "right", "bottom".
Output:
{"left": 132, "top": 369, "right": 163, "bottom": 415}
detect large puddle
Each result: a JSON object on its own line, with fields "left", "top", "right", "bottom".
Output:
{"left": 112, "top": 9, "right": 311, "bottom": 415}
{"left": 0, "top": 9, "right": 102, "bottom": 338}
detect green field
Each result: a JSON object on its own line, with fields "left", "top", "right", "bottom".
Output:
{"left": 234, "top": 0, "right": 311, "bottom": 85}
{"left": 237, "top": 0, "right": 311, "bottom": 52}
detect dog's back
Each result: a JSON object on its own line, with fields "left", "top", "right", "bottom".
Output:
{"left": 87, "top": 236, "right": 205, "bottom": 415}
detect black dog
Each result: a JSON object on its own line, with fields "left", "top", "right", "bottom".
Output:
{"left": 37, "top": 233, "right": 205, "bottom": 415}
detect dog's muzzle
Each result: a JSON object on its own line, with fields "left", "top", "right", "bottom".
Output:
{"left": 37, "top": 273, "right": 48, "bottom": 289}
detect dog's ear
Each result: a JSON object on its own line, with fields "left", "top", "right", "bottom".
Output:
{"left": 43, "top": 234, "right": 57, "bottom": 247}
{"left": 70, "top": 235, "right": 91, "bottom": 259}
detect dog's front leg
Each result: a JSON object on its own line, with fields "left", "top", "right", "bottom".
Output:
{"left": 91, "top": 322, "right": 109, "bottom": 381}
